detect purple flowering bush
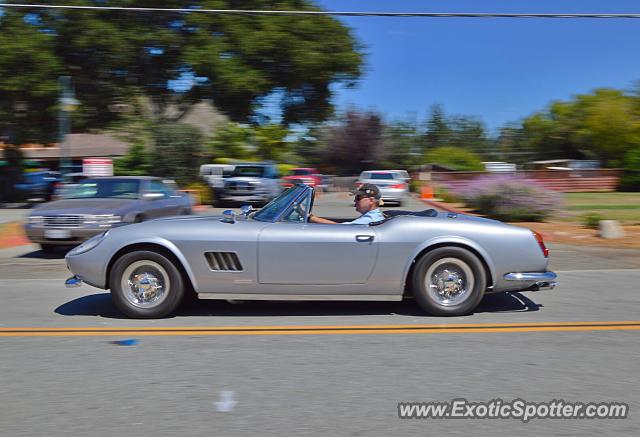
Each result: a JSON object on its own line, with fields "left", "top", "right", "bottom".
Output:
{"left": 454, "top": 175, "right": 562, "bottom": 222}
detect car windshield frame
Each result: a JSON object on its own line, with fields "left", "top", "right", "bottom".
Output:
{"left": 253, "top": 184, "right": 310, "bottom": 222}
{"left": 231, "top": 166, "right": 266, "bottom": 177}
{"left": 63, "top": 178, "right": 142, "bottom": 199}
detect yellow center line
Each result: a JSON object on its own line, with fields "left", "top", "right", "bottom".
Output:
{"left": 0, "top": 321, "right": 639, "bottom": 337}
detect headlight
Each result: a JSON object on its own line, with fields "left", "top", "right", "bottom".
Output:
{"left": 84, "top": 214, "right": 122, "bottom": 226}
{"left": 68, "top": 231, "right": 109, "bottom": 256}
{"left": 28, "top": 216, "right": 44, "bottom": 224}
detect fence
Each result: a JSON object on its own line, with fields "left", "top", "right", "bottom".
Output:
{"left": 431, "top": 169, "right": 623, "bottom": 192}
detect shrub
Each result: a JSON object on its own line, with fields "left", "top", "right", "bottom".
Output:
{"left": 455, "top": 175, "right": 562, "bottom": 222}
{"left": 582, "top": 212, "right": 604, "bottom": 229}
{"left": 183, "top": 181, "right": 212, "bottom": 206}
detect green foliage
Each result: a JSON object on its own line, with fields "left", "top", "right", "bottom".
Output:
{"left": 582, "top": 212, "right": 605, "bottom": 229}
{"left": 254, "top": 124, "right": 291, "bottom": 161}
{"left": 207, "top": 122, "right": 254, "bottom": 160}
{"left": 183, "top": 181, "right": 212, "bottom": 206}
{"left": 518, "top": 88, "right": 640, "bottom": 168}
{"left": 424, "top": 146, "right": 484, "bottom": 171}
{"left": 382, "top": 120, "right": 422, "bottom": 169}
{"left": 619, "top": 147, "right": 640, "bottom": 191}
{"left": 113, "top": 142, "right": 151, "bottom": 176}
{"left": 150, "top": 122, "right": 204, "bottom": 185}
{"left": 424, "top": 105, "right": 490, "bottom": 156}
{"left": 0, "top": 2, "right": 363, "bottom": 142}
{"left": 278, "top": 163, "right": 297, "bottom": 177}
{"left": 0, "top": 11, "right": 62, "bottom": 143}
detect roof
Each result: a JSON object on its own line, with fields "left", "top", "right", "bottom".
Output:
{"left": 0, "top": 134, "right": 129, "bottom": 159}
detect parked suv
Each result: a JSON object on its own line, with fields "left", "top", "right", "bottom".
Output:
{"left": 219, "top": 163, "right": 281, "bottom": 206}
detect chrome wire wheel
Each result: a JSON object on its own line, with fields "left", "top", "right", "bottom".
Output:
{"left": 121, "top": 260, "right": 171, "bottom": 308}
{"left": 424, "top": 257, "right": 475, "bottom": 307}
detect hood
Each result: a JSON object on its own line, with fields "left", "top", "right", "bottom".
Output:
{"left": 31, "top": 198, "right": 137, "bottom": 215}
{"left": 225, "top": 176, "right": 263, "bottom": 184}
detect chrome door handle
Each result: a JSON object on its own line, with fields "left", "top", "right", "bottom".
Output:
{"left": 356, "top": 235, "right": 374, "bottom": 242}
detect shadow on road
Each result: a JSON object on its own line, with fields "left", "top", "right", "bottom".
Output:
{"left": 55, "top": 291, "right": 541, "bottom": 319}
{"left": 18, "top": 247, "right": 72, "bottom": 259}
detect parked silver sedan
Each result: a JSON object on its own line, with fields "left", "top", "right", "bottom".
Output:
{"left": 25, "top": 176, "right": 192, "bottom": 252}
{"left": 65, "top": 184, "right": 556, "bottom": 318}
{"left": 356, "top": 170, "right": 409, "bottom": 206}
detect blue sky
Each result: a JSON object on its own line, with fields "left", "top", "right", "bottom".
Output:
{"left": 315, "top": 0, "right": 640, "bottom": 133}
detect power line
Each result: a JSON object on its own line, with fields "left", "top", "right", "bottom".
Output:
{"left": 1, "top": 3, "right": 640, "bottom": 19}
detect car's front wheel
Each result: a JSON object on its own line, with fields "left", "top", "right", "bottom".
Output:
{"left": 411, "top": 247, "right": 486, "bottom": 316}
{"left": 109, "top": 250, "right": 184, "bottom": 318}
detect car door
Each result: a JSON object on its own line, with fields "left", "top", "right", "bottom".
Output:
{"left": 258, "top": 194, "right": 379, "bottom": 285}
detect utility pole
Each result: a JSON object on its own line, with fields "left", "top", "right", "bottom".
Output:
{"left": 58, "top": 76, "right": 79, "bottom": 178}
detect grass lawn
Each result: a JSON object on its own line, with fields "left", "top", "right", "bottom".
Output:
{"left": 561, "top": 192, "right": 640, "bottom": 224}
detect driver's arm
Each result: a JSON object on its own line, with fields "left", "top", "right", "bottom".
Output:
{"left": 308, "top": 213, "right": 337, "bottom": 224}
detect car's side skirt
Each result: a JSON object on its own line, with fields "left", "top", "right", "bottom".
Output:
{"left": 197, "top": 293, "right": 402, "bottom": 301}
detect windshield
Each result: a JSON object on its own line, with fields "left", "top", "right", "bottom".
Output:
{"left": 292, "top": 169, "right": 312, "bottom": 176}
{"left": 64, "top": 179, "right": 141, "bottom": 199}
{"left": 253, "top": 185, "right": 308, "bottom": 222}
{"left": 369, "top": 172, "right": 396, "bottom": 180}
{"left": 232, "top": 166, "right": 265, "bottom": 177}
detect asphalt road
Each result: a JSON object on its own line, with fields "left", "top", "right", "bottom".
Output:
{"left": 1, "top": 193, "right": 639, "bottom": 436}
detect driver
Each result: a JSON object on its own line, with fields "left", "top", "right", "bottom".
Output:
{"left": 309, "top": 183, "right": 385, "bottom": 225}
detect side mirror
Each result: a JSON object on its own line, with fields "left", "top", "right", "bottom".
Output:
{"left": 143, "top": 192, "right": 165, "bottom": 200}
{"left": 222, "top": 209, "right": 236, "bottom": 224}
{"left": 240, "top": 204, "right": 254, "bottom": 217}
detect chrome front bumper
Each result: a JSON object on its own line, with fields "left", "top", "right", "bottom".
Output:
{"left": 504, "top": 271, "right": 557, "bottom": 290}
{"left": 65, "top": 275, "right": 83, "bottom": 288}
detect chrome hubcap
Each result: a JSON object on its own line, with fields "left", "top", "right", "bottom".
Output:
{"left": 121, "top": 260, "right": 170, "bottom": 308}
{"left": 425, "top": 257, "right": 474, "bottom": 306}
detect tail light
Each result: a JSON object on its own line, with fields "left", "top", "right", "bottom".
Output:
{"left": 355, "top": 182, "right": 363, "bottom": 188}
{"left": 532, "top": 230, "right": 549, "bottom": 258}
{"left": 389, "top": 183, "right": 407, "bottom": 189}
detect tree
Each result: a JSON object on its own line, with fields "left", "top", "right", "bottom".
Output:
{"left": 113, "top": 142, "right": 151, "bottom": 176}
{"left": 382, "top": 120, "right": 421, "bottom": 169}
{"left": 423, "top": 105, "right": 490, "bottom": 156}
{"left": 0, "top": 12, "right": 61, "bottom": 143}
{"left": 0, "top": 1, "right": 363, "bottom": 141}
{"left": 206, "top": 122, "right": 254, "bottom": 160}
{"left": 321, "top": 110, "right": 385, "bottom": 175}
{"left": 151, "top": 122, "right": 204, "bottom": 185}
{"left": 254, "top": 124, "right": 291, "bottom": 161}
{"left": 518, "top": 88, "right": 640, "bottom": 167}
{"left": 424, "top": 146, "right": 484, "bottom": 171}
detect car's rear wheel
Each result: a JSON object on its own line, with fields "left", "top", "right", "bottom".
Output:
{"left": 109, "top": 250, "right": 184, "bottom": 318}
{"left": 411, "top": 247, "right": 486, "bottom": 316}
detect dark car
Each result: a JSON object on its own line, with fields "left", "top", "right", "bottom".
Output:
{"left": 24, "top": 176, "right": 192, "bottom": 252}
{"left": 15, "top": 170, "right": 62, "bottom": 202}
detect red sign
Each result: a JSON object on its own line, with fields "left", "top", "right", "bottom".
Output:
{"left": 83, "top": 158, "right": 113, "bottom": 177}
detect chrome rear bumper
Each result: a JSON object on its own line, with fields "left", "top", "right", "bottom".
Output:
{"left": 504, "top": 271, "right": 557, "bottom": 290}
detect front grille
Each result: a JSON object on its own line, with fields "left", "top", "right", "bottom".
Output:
{"left": 226, "top": 182, "right": 255, "bottom": 193}
{"left": 205, "top": 252, "right": 243, "bottom": 271}
{"left": 43, "top": 215, "right": 84, "bottom": 227}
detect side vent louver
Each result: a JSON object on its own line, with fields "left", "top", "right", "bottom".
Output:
{"left": 205, "top": 252, "right": 243, "bottom": 271}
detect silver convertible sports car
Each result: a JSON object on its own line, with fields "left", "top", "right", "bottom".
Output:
{"left": 65, "top": 184, "right": 557, "bottom": 318}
